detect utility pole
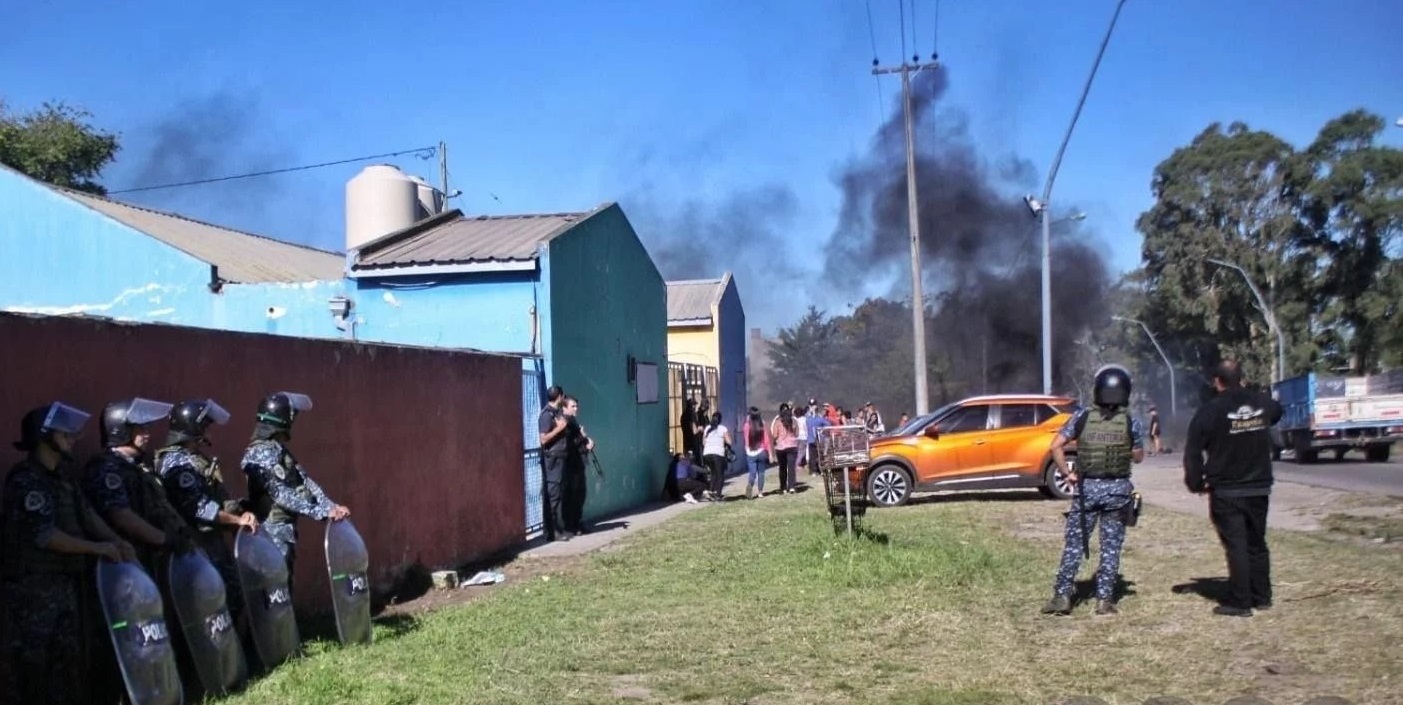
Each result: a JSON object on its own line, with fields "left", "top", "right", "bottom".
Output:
{"left": 439, "top": 140, "right": 449, "bottom": 200}
{"left": 874, "top": 58, "right": 940, "bottom": 416}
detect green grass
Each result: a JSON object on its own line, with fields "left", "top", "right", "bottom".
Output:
{"left": 221, "top": 490, "right": 1403, "bottom": 705}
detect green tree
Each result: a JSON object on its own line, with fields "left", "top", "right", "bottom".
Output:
{"left": 1135, "top": 121, "right": 1316, "bottom": 386}
{"left": 1293, "top": 110, "right": 1403, "bottom": 374}
{"left": 0, "top": 100, "right": 120, "bottom": 194}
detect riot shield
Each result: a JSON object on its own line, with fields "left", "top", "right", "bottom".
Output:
{"left": 233, "top": 529, "right": 301, "bottom": 671}
{"left": 325, "top": 518, "right": 373, "bottom": 645}
{"left": 168, "top": 549, "right": 248, "bottom": 695}
{"left": 95, "top": 560, "right": 184, "bottom": 705}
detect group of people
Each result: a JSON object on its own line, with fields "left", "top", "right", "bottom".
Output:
{"left": 1040, "top": 360, "right": 1281, "bottom": 618}
{"left": 537, "top": 386, "right": 598, "bottom": 542}
{"left": 672, "top": 398, "right": 891, "bottom": 503}
{"left": 1, "top": 392, "right": 351, "bottom": 704}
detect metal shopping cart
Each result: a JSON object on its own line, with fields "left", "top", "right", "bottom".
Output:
{"left": 815, "top": 425, "right": 870, "bottom": 535}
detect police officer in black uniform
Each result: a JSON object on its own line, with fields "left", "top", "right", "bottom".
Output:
{"left": 1184, "top": 359, "right": 1283, "bottom": 617}
{"left": 561, "top": 395, "right": 597, "bottom": 537}
{"left": 1041, "top": 365, "right": 1146, "bottom": 616}
{"left": 2, "top": 403, "right": 136, "bottom": 705}
{"left": 83, "top": 398, "right": 197, "bottom": 576}
{"left": 537, "top": 386, "right": 570, "bottom": 542}
{"left": 155, "top": 399, "right": 259, "bottom": 620}
{"left": 240, "top": 392, "right": 349, "bottom": 582}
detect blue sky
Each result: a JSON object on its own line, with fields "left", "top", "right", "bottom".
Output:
{"left": 5, "top": 0, "right": 1401, "bottom": 332}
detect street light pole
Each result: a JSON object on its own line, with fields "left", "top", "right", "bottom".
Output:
{"left": 1036, "top": 0, "right": 1130, "bottom": 395}
{"left": 1112, "top": 315, "right": 1176, "bottom": 419}
{"left": 1206, "top": 258, "right": 1288, "bottom": 384}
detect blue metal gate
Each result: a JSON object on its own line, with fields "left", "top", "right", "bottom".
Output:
{"left": 522, "top": 365, "right": 545, "bottom": 533}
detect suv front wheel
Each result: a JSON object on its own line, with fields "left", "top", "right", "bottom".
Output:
{"left": 1039, "top": 457, "right": 1077, "bottom": 500}
{"left": 866, "top": 464, "right": 913, "bottom": 507}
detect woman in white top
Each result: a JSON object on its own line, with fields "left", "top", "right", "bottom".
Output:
{"left": 701, "top": 412, "right": 731, "bottom": 502}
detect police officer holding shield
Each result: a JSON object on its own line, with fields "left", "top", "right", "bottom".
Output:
{"left": 83, "top": 398, "right": 198, "bottom": 575}
{"left": 240, "top": 392, "right": 349, "bottom": 581}
{"left": 1041, "top": 365, "right": 1146, "bottom": 616}
{"left": 1, "top": 403, "right": 136, "bottom": 705}
{"left": 155, "top": 399, "right": 259, "bottom": 617}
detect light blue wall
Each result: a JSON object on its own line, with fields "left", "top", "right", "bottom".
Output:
{"left": 0, "top": 168, "right": 348, "bottom": 338}
{"left": 348, "top": 272, "right": 543, "bottom": 355}
{"left": 717, "top": 277, "right": 748, "bottom": 425}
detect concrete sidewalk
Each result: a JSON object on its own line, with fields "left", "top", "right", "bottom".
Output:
{"left": 517, "top": 465, "right": 794, "bottom": 558}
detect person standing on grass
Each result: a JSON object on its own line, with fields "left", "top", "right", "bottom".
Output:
{"left": 1183, "top": 360, "right": 1283, "bottom": 618}
{"left": 770, "top": 403, "right": 800, "bottom": 494}
{"left": 700, "top": 412, "right": 731, "bottom": 502}
{"left": 794, "top": 403, "right": 810, "bottom": 474}
{"left": 1041, "top": 364, "right": 1145, "bottom": 617}
{"left": 740, "top": 407, "right": 773, "bottom": 499}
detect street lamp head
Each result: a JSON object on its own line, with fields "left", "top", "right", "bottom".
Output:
{"left": 1023, "top": 195, "right": 1044, "bottom": 218}
{"left": 1070, "top": 212, "right": 1087, "bottom": 221}
{"left": 1396, "top": 116, "right": 1403, "bottom": 127}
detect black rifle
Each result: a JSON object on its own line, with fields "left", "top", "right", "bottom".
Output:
{"left": 1077, "top": 473, "right": 1090, "bottom": 559}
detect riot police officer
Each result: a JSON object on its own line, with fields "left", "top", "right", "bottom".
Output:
{"left": 83, "top": 398, "right": 197, "bottom": 574}
{"left": 240, "top": 392, "right": 349, "bottom": 581}
{"left": 155, "top": 399, "right": 259, "bottom": 619}
{"left": 1041, "top": 365, "right": 1146, "bottom": 616}
{"left": 2, "top": 403, "right": 136, "bottom": 705}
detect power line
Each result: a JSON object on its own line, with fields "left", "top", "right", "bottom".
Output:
{"left": 909, "top": 0, "right": 918, "bottom": 58}
{"left": 897, "top": 0, "right": 907, "bottom": 62}
{"left": 109, "top": 145, "right": 438, "bottom": 195}
{"left": 864, "top": 0, "right": 888, "bottom": 133}
{"left": 931, "top": 0, "right": 941, "bottom": 59}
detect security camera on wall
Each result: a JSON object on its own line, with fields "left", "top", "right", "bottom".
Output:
{"left": 266, "top": 306, "right": 287, "bottom": 319}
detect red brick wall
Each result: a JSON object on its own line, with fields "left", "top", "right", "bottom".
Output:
{"left": 0, "top": 312, "right": 525, "bottom": 613}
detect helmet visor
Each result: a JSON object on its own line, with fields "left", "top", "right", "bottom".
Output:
{"left": 43, "top": 402, "right": 92, "bottom": 435}
{"left": 124, "top": 398, "right": 175, "bottom": 426}
{"left": 278, "top": 392, "right": 313, "bottom": 412}
{"left": 199, "top": 400, "right": 231, "bottom": 426}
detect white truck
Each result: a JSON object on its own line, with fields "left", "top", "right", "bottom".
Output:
{"left": 1273, "top": 370, "right": 1403, "bottom": 463}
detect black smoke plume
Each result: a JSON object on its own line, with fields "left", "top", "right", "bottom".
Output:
{"left": 825, "top": 66, "right": 1111, "bottom": 395}
{"left": 624, "top": 184, "right": 806, "bottom": 332}
{"left": 116, "top": 92, "right": 332, "bottom": 249}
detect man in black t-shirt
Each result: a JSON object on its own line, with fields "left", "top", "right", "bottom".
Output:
{"left": 538, "top": 385, "right": 570, "bottom": 542}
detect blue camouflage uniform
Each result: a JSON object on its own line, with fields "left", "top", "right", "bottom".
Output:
{"left": 1050, "top": 407, "right": 1144, "bottom": 604}
{"left": 1, "top": 459, "right": 98, "bottom": 705}
{"left": 241, "top": 439, "right": 336, "bottom": 574}
{"left": 83, "top": 449, "right": 190, "bottom": 575}
{"left": 155, "top": 445, "right": 246, "bottom": 619}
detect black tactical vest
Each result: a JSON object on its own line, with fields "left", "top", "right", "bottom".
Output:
{"left": 155, "top": 445, "right": 234, "bottom": 534}
{"left": 1078, "top": 409, "right": 1133, "bottom": 478}
{"left": 1, "top": 460, "right": 88, "bottom": 577}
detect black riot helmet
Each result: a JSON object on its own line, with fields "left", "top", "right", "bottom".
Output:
{"left": 1093, "top": 365, "right": 1133, "bottom": 408}
{"left": 168, "top": 399, "right": 232, "bottom": 445}
{"left": 14, "top": 402, "right": 91, "bottom": 453}
{"left": 255, "top": 392, "right": 313, "bottom": 431}
{"left": 100, "top": 398, "right": 175, "bottom": 448}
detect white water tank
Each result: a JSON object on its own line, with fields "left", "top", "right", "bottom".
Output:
{"left": 345, "top": 165, "right": 420, "bottom": 252}
{"left": 407, "top": 175, "right": 444, "bottom": 219}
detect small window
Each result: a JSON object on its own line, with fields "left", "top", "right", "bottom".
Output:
{"left": 999, "top": 404, "right": 1039, "bottom": 429}
{"left": 937, "top": 406, "right": 989, "bottom": 434}
{"left": 635, "top": 362, "right": 659, "bottom": 404}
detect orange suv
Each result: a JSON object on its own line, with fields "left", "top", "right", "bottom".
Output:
{"left": 860, "top": 394, "right": 1080, "bottom": 507}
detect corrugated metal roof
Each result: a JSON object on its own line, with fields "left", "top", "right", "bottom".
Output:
{"left": 56, "top": 187, "right": 344, "bottom": 284}
{"left": 666, "top": 276, "right": 727, "bottom": 324}
{"left": 353, "top": 206, "right": 607, "bottom": 270}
